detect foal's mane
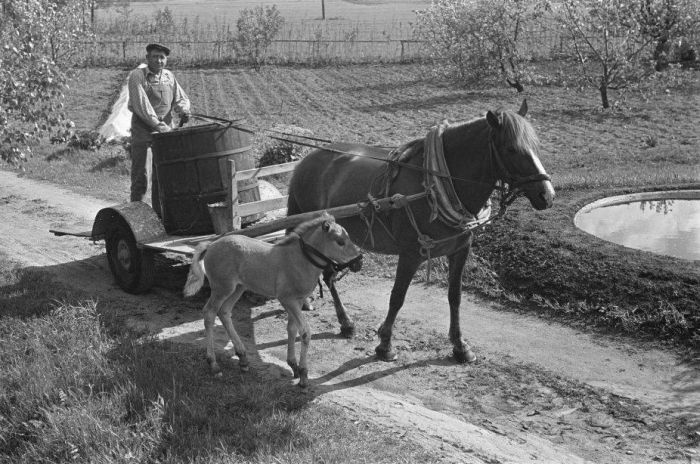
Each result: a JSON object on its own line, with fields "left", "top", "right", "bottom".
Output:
{"left": 277, "top": 213, "right": 333, "bottom": 246}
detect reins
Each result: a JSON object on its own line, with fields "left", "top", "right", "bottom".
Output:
{"left": 189, "top": 113, "right": 497, "bottom": 191}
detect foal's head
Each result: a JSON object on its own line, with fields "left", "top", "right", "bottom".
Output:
{"left": 282, "top": 212, "right": 363, "bottom": 272}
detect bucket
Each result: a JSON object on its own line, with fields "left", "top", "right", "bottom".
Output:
{"left": 207, "top": 202, "right": 241, "bottom": 235}
{"left": 152, "top": 122, "right": 263, "bottom": 235}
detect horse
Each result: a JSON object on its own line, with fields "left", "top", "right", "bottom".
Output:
{"left": 287, "top": 100, "right": 555, "bottom": 364}
{"left": 183, "top": 212, "right": 363, "bottom": 387}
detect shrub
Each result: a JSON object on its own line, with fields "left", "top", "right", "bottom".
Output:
{"left": 234, "top": 5, "right": 285, "bottom": 70}
{"left": 257, "top": 125, "right": 313, "bottom": 167}
{"left": 65, "top": 130, "right": 105, "bottom": 151}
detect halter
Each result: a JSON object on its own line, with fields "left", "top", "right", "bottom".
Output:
{"left": 298, "top": 236, "right": 363, "bottom": 274}
{"left": 488, "top": 132, "right": 552, "bottom": 212}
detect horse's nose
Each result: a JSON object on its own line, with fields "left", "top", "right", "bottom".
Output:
{"left": 542, "top": 181, "right": 555, "bottom": 208}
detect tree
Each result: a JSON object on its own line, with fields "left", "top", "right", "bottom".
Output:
{"left": 414, "top": 0, "right": 544, "bottom": 90}
{"left": 88, "top": 0, "right": 114, "bottom": 26}
{"left": 1, "top": 0, "right": 89, "bottom": 164}
{"left": 553, "top": 0, "right": 655, "bottom": 109}
{"left": 629, "top": 0, "right": 700, "bottom": 70}
{"left": 234, "top": 5, "right": 284, "bottom": 70}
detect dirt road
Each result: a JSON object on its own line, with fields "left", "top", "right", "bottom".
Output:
{"left": 1, "top": 168, "right": 697, "bottom": 463}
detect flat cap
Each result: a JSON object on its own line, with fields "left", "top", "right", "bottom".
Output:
{"left": 146, "top": 43, "right": 170, "bottom": 56}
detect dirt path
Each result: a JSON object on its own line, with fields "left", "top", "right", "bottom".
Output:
{"left": 1, "top": 168, "right": 698, "bottom": 463}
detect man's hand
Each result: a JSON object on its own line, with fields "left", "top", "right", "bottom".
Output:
{"left": 179, "top": 112, "right": 191, "bottom": 127}
{"left": 155, "top": 122, "right": 172, "bottom": 133}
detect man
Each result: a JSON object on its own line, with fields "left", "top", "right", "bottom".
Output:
{"left": 127, "top": 43, "right": 191, "bottom": 216}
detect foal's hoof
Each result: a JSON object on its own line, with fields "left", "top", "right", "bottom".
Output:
{"left": 237, "top": 353, "right": 249, "bottom": 372}
{"left": 453, "top": 347, "right": 477, "bottom": 364}
{"left": 340, "top": 323, "right": 355, "bottom": 339}
{"left": 207, "top": 358, "right": 222, "bottom": 376}
{"left": 298, "top": 368, "right": 309, "bottom": 388}
{"left": 375, "top": 346, "right": 398, "bottom": 362}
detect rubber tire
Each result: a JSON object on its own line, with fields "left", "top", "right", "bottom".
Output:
{"left": 105, "top": 220, "right": 155, "bottom": 294}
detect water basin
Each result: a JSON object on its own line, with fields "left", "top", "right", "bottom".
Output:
{"left": 574, "top": 190, "right": 700, "bottom": 261}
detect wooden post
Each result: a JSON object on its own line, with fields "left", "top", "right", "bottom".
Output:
{"left": 227, "top": 159, "right": 242, "bottom": 231}
{"left": 227, "top": 159, "right": 241, "bottom": 231}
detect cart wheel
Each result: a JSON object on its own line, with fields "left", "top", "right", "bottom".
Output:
{"left": 106, "top": 220, "right": 155, "bottom": 294}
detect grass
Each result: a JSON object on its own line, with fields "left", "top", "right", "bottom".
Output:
{"left": 0, "top": 258, "right": 440, "bottom": 463}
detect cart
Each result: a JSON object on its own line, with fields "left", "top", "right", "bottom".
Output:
{"left": 50, "top": 155, "right": 417, "bottom": 294}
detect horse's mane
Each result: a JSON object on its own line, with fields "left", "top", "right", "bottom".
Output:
{"left": 449, "top": 110, "right": 539, "bottom": 155}
{"left": 494, "top": 110, "right": 540, "bottom": 155}
{"left": 277, "top": 212, "right": 333, "bottom": 246}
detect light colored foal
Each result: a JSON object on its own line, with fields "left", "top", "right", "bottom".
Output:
{"left": 184, "top": 212, "right": 362, "bottom": 387}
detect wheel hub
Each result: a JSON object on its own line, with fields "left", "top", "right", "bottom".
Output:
{"left": 116, "top": 239, "right": 132, "bottom": 270}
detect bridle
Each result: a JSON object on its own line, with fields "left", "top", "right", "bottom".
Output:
{"left": 488, "top": 133, "right": 552, "bottom": 212}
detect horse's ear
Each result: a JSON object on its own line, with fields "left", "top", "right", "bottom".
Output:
{"left": 486, "top": 111, "right": 501, "bottom": 129}
{"left": 518, "top": 99, "right": 528, "bottom": 117}
{"left": 322, "top": 221, "right": 331, "bottom": 232}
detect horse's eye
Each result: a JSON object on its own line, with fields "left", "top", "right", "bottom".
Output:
{"left": 336, "top": 239, "right": 346, "bottom": 247}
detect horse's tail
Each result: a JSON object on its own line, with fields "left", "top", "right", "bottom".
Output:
{"left": 183, "top": 243, "right": 209, "bottom": 297}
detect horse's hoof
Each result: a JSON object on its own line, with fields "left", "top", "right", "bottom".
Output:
{"left": 454, "top": 347, "right": 477, "bottom": 364}
{"left": 340, "top": 324, "right": 355, "bottom": 339}
{"left": 288, "top": 362, "right": 300, "bottom": 378}
{"left": 375, "top": 346, "right": 398, "bottom": 362}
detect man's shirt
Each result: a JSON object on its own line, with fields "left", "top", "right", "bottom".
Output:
{"left": 127, "top": 66, "right": 190, "bottom": 130}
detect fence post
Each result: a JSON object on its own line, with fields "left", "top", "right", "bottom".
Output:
{"left": 400, "top": 40, "right": 405, "bottom": 62}
{"left": 122, "top": 40, "right": 127, "bottom": 62}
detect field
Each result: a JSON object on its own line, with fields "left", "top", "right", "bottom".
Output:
{"left": 99, "top": 0, "right": 427, "bottom": 26}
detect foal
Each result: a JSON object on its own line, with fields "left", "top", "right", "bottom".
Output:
{"left": 183, "top": 212, "right": 362, "bottom": 387}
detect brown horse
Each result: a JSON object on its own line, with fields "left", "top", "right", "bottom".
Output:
{"left": 184, "top": 212, "right": 362, "bottom": 387}
{"left": 287, "top": 101, "right": 555, "bottom": 363}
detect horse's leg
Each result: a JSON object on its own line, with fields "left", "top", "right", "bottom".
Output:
{"left": 286, "top": 315, "right": 300, "bottom": 379}
{"left": 448, "top": 245, "right": 477, "bottom": 363}
{"left": 375, "top": 252, "right": 422, "bottom": 362}
{"left": 282, "top": 298, "right": 311, "bottom": 388}
{"left": 218, "top": 286, "right": 250, "bottom": 372}
{"left": 323, "top": 269, "right": 355, "bottom": 338}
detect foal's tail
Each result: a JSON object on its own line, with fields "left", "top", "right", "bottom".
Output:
{"left": 183, "top": 243, "right": 209, "bottom": 297}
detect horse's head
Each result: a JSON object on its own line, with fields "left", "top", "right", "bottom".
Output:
{"left": 304, "top": 213, "right": 363, "bottom": 273}
{"left": 486, "top": 100, "right": 555, "bottom": 210}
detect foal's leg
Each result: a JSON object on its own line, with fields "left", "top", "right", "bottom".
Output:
{"left": 282, "top": 298, "right": 312, "bottom": 388}
{"left": 447, "top": 245, "right": 477, "bottom": 363}
{"left": 203, "top": 292, "right": 228, "bottom": 376}
{"left": 286, "top": 316, "right": 300, "bottom": 379}
{"left": 218, "top": 285, "right": 250, "bottom": 372}
{"left": 323, "top": 269, "right": 355, "bottom": 338}
{"left": 375, "top": 252, "right": 422, "bottom": 362}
